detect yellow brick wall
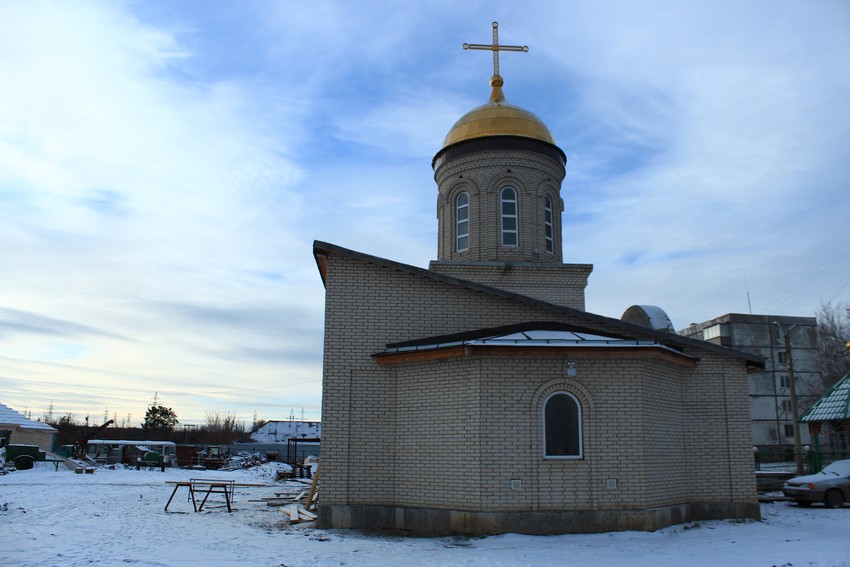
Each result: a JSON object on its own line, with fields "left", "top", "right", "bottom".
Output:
{"left": 318, "top": 250, "right": 757, "bottom": 515}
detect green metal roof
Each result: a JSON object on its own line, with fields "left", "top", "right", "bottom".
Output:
{"left": 800, "top": 372, "right": 850, "bottom": 422}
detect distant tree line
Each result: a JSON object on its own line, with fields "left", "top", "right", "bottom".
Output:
{"left": 45, "top": 405, "right": 251, "bottom": 447}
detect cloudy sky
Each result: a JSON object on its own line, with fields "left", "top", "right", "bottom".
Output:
{"left": 2, "top": 1, "right": 848, "bottom": 426}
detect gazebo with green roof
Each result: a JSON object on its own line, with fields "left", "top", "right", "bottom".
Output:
{"left": 799, "top": 372, "right": 850, "bottom": 471}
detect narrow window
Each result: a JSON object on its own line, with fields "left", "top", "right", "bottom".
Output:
{"left": 544, "top": 392, "right": 582, "bottom": 458}
{"left": 777, "top": 351, "right": 787, "bottom": 365}
{"left": 544, "top": 196, "right": 554, "bottom": 253}
{"left": 501, "top": 187, "right": 518, "bottom": 246}
{"left": 783, "top": 424, "right": 794, "bottom": 437}
{"left": 456, "top": 192, "right": 469, "bottom": 252}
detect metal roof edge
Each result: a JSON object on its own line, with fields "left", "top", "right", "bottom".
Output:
{"left": 312, "top": 240, "right": 764, "bottom": 367}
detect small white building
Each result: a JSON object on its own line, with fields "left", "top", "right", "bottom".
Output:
{"left": 239, "top": 420, "right": 321, "bottom": 464}
{"left": 242, "top": 420, "right": 321, "bottom": 443}
{"left": 0, "top": 402, "right": 57, "bottom": 452}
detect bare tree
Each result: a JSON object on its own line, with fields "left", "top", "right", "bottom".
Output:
{"left": 202, "top": 411, "right": 245, "bottom": 444}
{"left": 816, "top": 301, "right": 850, "bottom": 392}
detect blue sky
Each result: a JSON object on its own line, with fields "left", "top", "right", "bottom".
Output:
{"left": 1, "top": 1, "right": 848, "bottom": 425}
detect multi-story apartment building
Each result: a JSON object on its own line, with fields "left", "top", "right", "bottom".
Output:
{"left": 680, "top": 313, "right": 820, "bottom": 451}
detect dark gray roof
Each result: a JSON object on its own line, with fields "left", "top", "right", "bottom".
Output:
{"left": 313, "top": 240, "right": 764, "bottom": 368}
{"left": 382, "top": 321, "right": 695, "bottom": 361}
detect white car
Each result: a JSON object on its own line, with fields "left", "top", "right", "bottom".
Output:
{"left": 783, "top": 460, "right": 850, "bottom": 508}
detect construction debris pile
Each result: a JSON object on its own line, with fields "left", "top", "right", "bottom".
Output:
{"left": 254, "top": 466, "right": 320, "bottom": 524}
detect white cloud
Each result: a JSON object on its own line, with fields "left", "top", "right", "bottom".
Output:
{"left": 0, "top": 1, "right": 320, "bottom": 422}
{"left": 0, "top": 0, "right": 848, "bottom": 421}
{"left": 529, "top": 1, "right": 850, "bottom": 324}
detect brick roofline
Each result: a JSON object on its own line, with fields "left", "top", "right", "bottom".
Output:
{"left": 312, "top": 240, "right": 765, "bottom": 368}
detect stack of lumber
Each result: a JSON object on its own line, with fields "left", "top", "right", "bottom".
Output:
{"left": 281, "top": 503, "right": 317, "bottom": 523}
{"left": 259, "top": 489, "right": 308, "bottom": 506}
{"left": 253, "top": 466, "right": 319, "bottom": 524}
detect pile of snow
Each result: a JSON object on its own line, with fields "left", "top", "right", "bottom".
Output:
{"left": 2, "top": 461, "right": 848, "bottom": 566}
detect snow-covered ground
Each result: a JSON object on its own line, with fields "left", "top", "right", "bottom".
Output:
{"left": 1, "top": 462, "right": 848, "bottom": 567}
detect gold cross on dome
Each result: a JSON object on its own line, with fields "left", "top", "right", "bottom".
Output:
{"left": 463, "top": 21, "right": 528, "bottom": 77}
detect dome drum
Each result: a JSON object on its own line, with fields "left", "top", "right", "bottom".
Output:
{"left": 432, "top": 135, "right": 566, "bottom": 172}
{"left": 432, "top": 74, "right": 568, "bottom": 266}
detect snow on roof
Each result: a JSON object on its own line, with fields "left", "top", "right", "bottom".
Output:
{"left": 385, "top": 329, "right": 678, "bottom": 354}
{"left": 0, "top": 401, "right": 56, "bottom": 432}
{"left": 639, "top": 305, "right": 675, "bottom": 332}
{"left": 242, "top": 420, "right": 321, "bottom": 443}
{"left": 621, "top": 305, "right": 676, "bottom": 332}
{"left": 800, "top": 372, "right": 850, "bottom": 422}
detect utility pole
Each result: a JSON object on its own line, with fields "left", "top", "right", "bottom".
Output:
{"left": 776, "top": 322, "right": 804, "bottom": 475}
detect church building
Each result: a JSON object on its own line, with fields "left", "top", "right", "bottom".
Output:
{"left": 313, "top": 24, "right": 762, "bottom": 534}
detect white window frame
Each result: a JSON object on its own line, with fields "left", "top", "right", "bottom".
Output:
{"left": 456, "top": 192, "right": 469, "bottom": 252}
{"left": 543, "top": 391, "right": 583, "bottom": 459}
{"left": 544, "top": 195, "right": 554, "bottom": 253}
{"left": 500, "top": 187, "right": 518, "bottom": 247}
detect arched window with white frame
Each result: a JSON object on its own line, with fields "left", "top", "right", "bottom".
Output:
{"left": 456, "top": 192, "right": 469, "bottom": 252}
{"left": 500, "top": 187, "right": 518, "bottom": 246}
{"left": 544, "top": 195, "right": 554, "bottom": 253}
{"left": 543, "top": 392, "right": 582, "bottom": 458}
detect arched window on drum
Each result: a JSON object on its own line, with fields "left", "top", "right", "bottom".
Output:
{"left": 500, "top": 187, "right": 518, "bottom": 246}
{"left": 456, "top": 192, "right": 469, "bottom": 252}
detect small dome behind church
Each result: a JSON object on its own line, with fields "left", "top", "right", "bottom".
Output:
{"left": 621, "top": 305, "right": 676, "bottom": 333}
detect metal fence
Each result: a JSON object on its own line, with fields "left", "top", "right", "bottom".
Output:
{"left": 754, "top": 449, "right": 850, "bottom": 475}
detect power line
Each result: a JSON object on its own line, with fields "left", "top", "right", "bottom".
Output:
{"left": 827, "top": 273, "right": 850, "bottom": 304}
{"left": 766, "top": 236, "right": 850, "bottom": 312}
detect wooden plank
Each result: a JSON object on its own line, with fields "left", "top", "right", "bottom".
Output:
{"left": 305, "top": 465, "right": 320, "bottom": 511}
{"left": 282, "top": 503, "right": 301, "bottom": 521}
{"left": 273, "top": 490, "right": 306, "bottom": 499}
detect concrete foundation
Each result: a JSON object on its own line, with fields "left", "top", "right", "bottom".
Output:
{"left": 318, "top": 502, "right": 762, "bottom": 535}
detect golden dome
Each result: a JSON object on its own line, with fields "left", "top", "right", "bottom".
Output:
{"left": 442, "top": 75, "right": 555, "bottom": 148}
